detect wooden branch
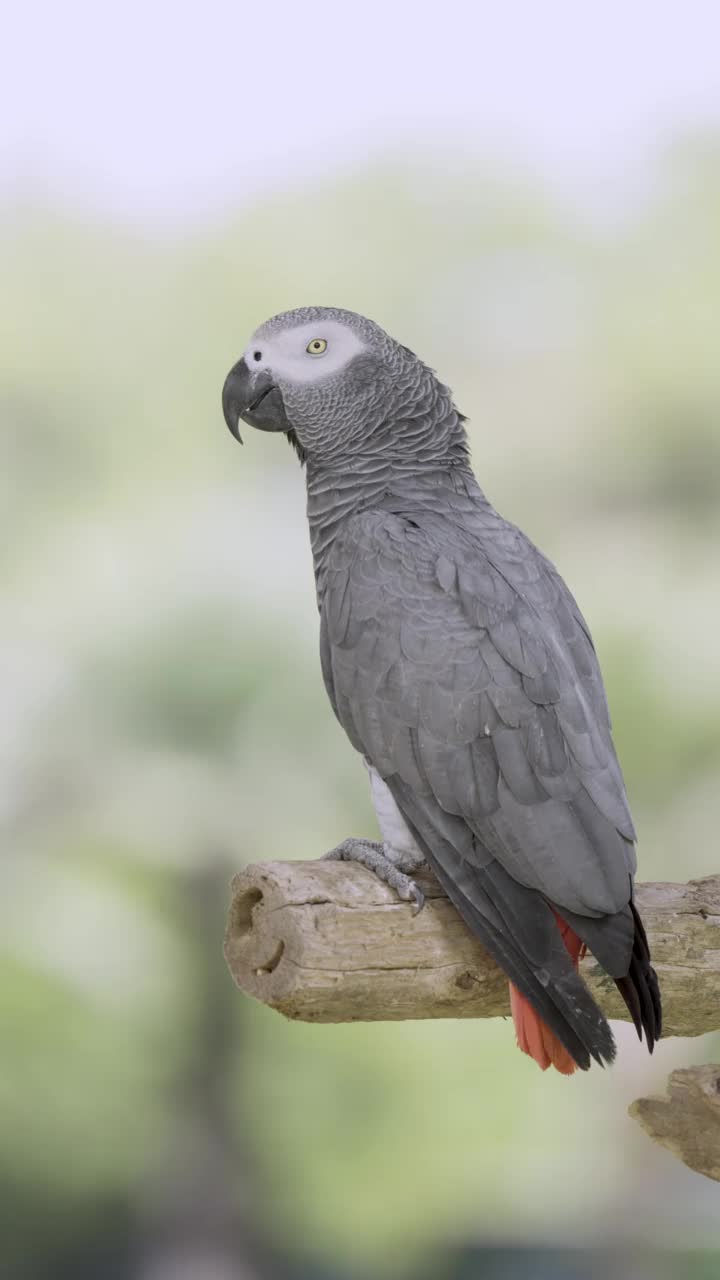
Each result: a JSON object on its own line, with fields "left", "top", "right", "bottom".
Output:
{"left": 629, "top": 1066, "right": 720, "bottom": 1181}
{"left": 223, "top": 861, "right": 720, "bottom": 1036}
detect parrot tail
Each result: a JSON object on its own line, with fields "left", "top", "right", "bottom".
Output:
{"left": 509, "top": 911, "right": 586, "bottom": 1075}
{"left": 614, "top": 898, "right": 662, "bottom": 1051}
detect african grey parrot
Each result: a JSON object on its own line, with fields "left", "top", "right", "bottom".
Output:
{"left": 222, "top": 307, "right": 661, "bottom": 1074}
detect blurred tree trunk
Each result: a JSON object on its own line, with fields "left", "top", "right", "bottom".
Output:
{"left": 135, "top": 858, "right": 283, "bottom": 1280}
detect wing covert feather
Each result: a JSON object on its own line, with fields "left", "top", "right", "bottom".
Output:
{"left": 320, "top": 509, "right": 636, "bottom": 920}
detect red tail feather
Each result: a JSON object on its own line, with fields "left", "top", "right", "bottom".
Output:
{"left": 509, "top": 911, "right": 586, "bottom": 1075}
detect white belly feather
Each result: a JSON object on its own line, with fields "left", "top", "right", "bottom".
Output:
{"left": 365, "top": 760, "right": 424, "bottom": 864}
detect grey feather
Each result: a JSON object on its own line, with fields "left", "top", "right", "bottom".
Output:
{"left": 318, "top": 495, "right": 652, "bottom": 1063}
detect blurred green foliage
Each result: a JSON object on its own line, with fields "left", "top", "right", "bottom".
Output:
{"left": 2, "top": 139, "right": 720, "bottom": 1277}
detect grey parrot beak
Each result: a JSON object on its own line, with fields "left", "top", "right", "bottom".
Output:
{"left": 222, "top": 357, "right": 290, "bottom": 444}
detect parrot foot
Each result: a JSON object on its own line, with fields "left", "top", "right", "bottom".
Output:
{"left": 321, "top": 838, "right": 426, "bottom": 914}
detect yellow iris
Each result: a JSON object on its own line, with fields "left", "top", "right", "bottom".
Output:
{"left": 306, "top": 338, "right": 328, "bottom": 355}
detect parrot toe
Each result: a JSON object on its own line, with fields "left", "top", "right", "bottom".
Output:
{"left": 321, "top": 837, "right": 426, "bottom": 913}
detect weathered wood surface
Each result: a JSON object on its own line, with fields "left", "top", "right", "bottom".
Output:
{"left": 224, "top": 861, "right": 720, "bottom": 1036}
{"left": 629, "top": 1066, "right": 720, "bottom": 1181}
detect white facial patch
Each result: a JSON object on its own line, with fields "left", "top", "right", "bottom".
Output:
{"left": 244, "top": 319, "right": 366, "bottom": 386}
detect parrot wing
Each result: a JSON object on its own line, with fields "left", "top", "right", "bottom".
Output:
{"left": 320, "top": 506, "right": 660, "bottom": 1068}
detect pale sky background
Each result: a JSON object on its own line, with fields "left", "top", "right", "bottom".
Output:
{"left": 3, "top": 0, "right": 720, "bottom": 225}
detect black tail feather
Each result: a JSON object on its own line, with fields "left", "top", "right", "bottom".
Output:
{"left": 388, "top": 778, "right": 650, "bottom": 1072}
{"left": 614, "top": 899, "right": 661, "bottom": 1051}
{"left": 616, "top": 973, "right": 643, "bottom": 1040}
{"left": 422, "top": 847, "right": 616, "bottom": 1071}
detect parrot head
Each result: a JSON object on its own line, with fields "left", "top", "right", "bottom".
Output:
{"left": 222, "top": 306, "right": 453, "bottom": 466}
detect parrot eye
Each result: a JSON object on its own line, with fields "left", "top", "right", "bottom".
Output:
{"left": 306, "top": 338, "right": 328, "bottom": 356}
